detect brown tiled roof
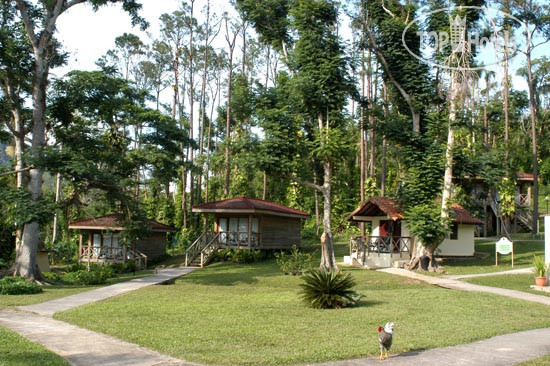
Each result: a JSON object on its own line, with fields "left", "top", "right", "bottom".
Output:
{"left": 69, "top": 214, "right": 176, "bottom": 232}
{"left": 192, "top": 197, "right": 310, "bottom": 218}
{"left": 516, "top": 171, "right": 534, "bottom": 181}
{"left": 348, "top": 197, "right": 482, "bottom": 225}
{"left": 450, "top": 204, "right": 483, "bottom": 224}
{"left": 347, "top": 197, "right": 404, "bottom": 221}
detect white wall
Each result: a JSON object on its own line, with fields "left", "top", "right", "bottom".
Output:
{"left": 438, "top": 224, "right": 475, "bottom": 256}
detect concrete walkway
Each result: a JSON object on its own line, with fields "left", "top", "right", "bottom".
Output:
{"left": 311, "top": 328, "right": 550, "bottom": 366}
{"left": 444, "top": 267, "right": 534, "bottom": 280}
{"left": 19, "top": 267, "right": 197, "bottom": 316}
{"left": 0, "top": 267, "right": 198, "bottom": 366}
{"left": 379, "top": 268, "right": 550, "bottom": 306}
{"left": 0, "top": 308, "right": 196, "bottom": 366}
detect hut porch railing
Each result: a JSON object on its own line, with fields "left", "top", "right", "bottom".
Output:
{"left": 350, "top": 236, "right": 413, "bottom": 264}
{"left": 217, "top": 232, "right": 260, "bottom": 248}
{"left": 79, "top": 246, "right": 147, "bottom": 270}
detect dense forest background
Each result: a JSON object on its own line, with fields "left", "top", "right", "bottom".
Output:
{"left": 1, "top": 0, "right": 549, "bottom": 273}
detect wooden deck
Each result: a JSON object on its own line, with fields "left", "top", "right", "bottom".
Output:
{"left": 79, "top": 247, "right": 147, "bottom": 269}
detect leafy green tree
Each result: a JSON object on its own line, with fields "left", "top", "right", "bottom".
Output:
{"left": 243, "top": 0, "right": 355, "bottom": 271}
{"left": 405, "top": 203, "right": 450, "bottom": 271}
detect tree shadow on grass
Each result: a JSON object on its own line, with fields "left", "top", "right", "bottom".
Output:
{"left": 354, "top": 299, "right": 386, "bottom": 308}
{"left": 178, "top": 262, "right": 283, "bottom": 286}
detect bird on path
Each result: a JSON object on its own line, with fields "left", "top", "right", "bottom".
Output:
{"left": 377, "top": 322, "right": 394, "bottom": 360}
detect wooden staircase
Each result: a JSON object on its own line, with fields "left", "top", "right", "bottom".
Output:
{"left": 489, "top": 191, "right": 533, "bottom": 235}
{"left": 185, "top": 233, "right": 220, "bottom": 267}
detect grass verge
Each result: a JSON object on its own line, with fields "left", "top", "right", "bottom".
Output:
{"left": 56, "top": 259, "right": 550, "bottom": 366}
{"left": 433, "top": 239, "right": 543, "bottom": 275}
{"left": 516, "top": 354, "right": 550, "bottom": 366}
{"left": 465, "top": 274, "right": 550, "bottom": 297}
{"left": 0, "top": 326, "right": 70, "bottom": 366}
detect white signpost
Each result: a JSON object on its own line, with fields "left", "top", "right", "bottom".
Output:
{"left": 496, "top": 237, "right": 514, "bottom": 267}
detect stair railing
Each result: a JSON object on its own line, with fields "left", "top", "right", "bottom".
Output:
{"left": 127, "top": 248, "right": 147, "bottom": 270}
{"left": 490, "top": 191, "right": 513, "bottom": 239}
{"left": 198, "top": 233, "right": 221, "bottom": 267}
{"left": 185, "top": 233, "right": 207, "bottom": 266}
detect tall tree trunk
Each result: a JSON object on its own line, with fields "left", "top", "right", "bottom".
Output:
{"left": 15, "top": 59, "right": 48, "bottom": 280}
{"left": 367, "top": 50, "right": 375, "bottom": 178}
{"left": 503, "top": 55, "right": 510, "bottom": 161}
{"left": 359, "top": 21, "right": 366, "bottom": 237}
{"left": 187, "top": 0, "right": 195, "bottom": 217}
{"left": 526, "top": 50, "right": 539, "bottom": 235}
{"left": 313, "top": 165, "right": 320, "bottom": 236}
{"left": 224, "top": 20, "right": 238, "bottom": 198}
{"left": 12, "top": 103, "right": 25, "bottom": 262}
{"left": 320, "top": 158, "right": 337, "bottom": 272}
{"left": 318, "top": 113, "right": 337, "bottom": 272}
{"left": 262, "top": 46, "right": 270, "bottom": 199}
{"left": 381, "top": 80, "right": 389, "bottom": 196}
{"left": 52, "top": 171, "right": 62, "bottom": 244}
{"left": 204, "top": 81, "right": 219, "bottom": 204}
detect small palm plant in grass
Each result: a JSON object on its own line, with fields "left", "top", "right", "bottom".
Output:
{"left": 299, "top": 269, "right": 362, "bottom": 309}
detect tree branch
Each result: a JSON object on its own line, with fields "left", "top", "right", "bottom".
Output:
{"left": 14, "top": 0, "right": 38, "bottom": 49}
{"left": 0, "top": 166, "right": 34, "bottom": 177}
{"left": 367, "top": 29, "right": 420, "bottom": 133}
{"left": 283, "top": 174, "right": 323, "bottom": 192}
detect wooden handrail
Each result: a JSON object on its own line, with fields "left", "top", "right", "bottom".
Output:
{"left": 79, "top": 246, "right": 147, "bottom": 270}
{"left": 350, "top": 236, "right": 413, "bottom": 262}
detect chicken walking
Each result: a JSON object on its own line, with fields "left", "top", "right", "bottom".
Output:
{"left": 377, "top": 322, "right": 394, "bottom": 360}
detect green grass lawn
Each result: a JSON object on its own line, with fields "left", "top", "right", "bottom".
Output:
{"left": 465, "top": 274, "right": 550, "bottom": 297}
{"left": 55, "top": 258, "right": 550, "bottom": 366}
{"left": 0, "top": 271, "right": 153, "bottom": 309}
{"left": 516, "top": 354, "right": 550, "bottom": 366}
{"left": 0, "top": 326, "right": 70, "bottom": 366}
{"left": 433, "top": 238, "right": 543, "bottom": 275}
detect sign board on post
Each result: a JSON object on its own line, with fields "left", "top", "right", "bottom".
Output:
{"left": 496, "top": 237, "right": 514, "bottom": 267}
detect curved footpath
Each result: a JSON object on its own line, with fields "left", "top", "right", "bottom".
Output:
{"left": 0, "top": 267, "right": 549, "bottom": 366}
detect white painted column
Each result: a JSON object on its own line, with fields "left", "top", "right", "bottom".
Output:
{"left": 545, "top": 216, "right": 550, "bottom": 265}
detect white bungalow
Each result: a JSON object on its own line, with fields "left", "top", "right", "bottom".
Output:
{"left": 346, "top": 197, "right": 483, "bottom": 268}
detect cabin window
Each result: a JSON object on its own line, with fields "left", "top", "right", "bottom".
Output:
{"left": 252, "top": 218, "right": 259, "bottom": 233}
{"left": 450, "top": 223, "right": 459, "bottom": 240}
{"left": 217, "top": 217, "right": 260, "bottom": 245}
{"left": 92, "top": 233, "right": 102, "bottom": 256}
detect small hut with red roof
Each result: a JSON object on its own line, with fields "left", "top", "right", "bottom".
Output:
{"left": 347, "top": 197, "right": 482, "bottom": 268}
{"left": 69, "top": 214, "right": 176, "bottom": 268}
{"left": 192, "top": 197, "right": 310, "bottom": 250}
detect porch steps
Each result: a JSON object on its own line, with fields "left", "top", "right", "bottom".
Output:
{"left": 185, "top": 233, "right": 220, "bottom": 267}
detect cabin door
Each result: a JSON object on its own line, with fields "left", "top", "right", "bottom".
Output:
{"left": 380, "top": 220, "right": 401, "bottom": 237}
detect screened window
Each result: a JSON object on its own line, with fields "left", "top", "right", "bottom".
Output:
{"left": 217, "top": 217, "right": 260, "bottom": 245}
{"left": 92, "top": 233, "right": 101, "bottom": 256}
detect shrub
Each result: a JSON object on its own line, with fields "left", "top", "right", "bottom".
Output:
{"left": 230, "top": 249, "right": 254, "bottom": 264}
{"left": 41, "top": 271, "right": 61, "bottom": 282}
{"left": 0, "top": 276, "right": 43, "bottom": 295}
{"left": 299, "top": 270, "right": 362, "bottom": 309}
{"left": 275, "top": 246, "right": 317, "bottom": 275}
{"left": 68, "top": 262, "right": 86, "bottom": 272}
{"left": 125, "top": 260, "right": 136, "bottom": 273}
{"left": 63, "top": 269, "right": 109, "bottom": 285}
